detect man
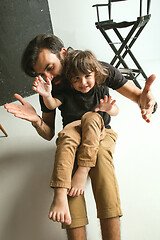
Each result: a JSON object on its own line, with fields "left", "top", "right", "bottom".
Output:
{"left": 4, "top": 33, "right": 157, "bottom": 240}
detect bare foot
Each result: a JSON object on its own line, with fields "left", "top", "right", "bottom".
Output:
{"left": 49, "top": 188, "right": 71, "bottom": 225}
{"left": 68, "top": 166, "right": 90, "bottom": 197}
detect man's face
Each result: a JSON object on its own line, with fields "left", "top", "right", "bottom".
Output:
{"left": 33, "top": 48, "right": 66, "bottom": 83}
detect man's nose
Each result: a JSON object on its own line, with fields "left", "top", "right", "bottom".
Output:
{"left": 45, "top": 72, "right": 54, "bottom": 81}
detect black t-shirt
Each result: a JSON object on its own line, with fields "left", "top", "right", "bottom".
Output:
{"left": 39, "top": 62, "right": 127, "bottom": 128}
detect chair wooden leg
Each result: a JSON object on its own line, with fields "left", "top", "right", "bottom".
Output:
{"left": 0, "top": 124, "right": 8, "bottom": 137}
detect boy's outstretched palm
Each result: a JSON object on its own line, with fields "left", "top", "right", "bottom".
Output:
{"left": 32, "top": 76, "right": 52, "bottom": 97}
{"left": 95, "top": 95, "right": 116, "bottom": 112}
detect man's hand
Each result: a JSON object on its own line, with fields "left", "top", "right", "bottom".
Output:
{"left": 4, "top": 93, "right": 40, "bottom": 123}
{"left": 139, "top": 74, "right": 156, "bottom": 123}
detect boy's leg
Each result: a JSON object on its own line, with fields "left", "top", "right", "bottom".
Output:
{"left": 89, "top": 129, "right": 122, "bottom": 240}
{"left": 50, "top": 120, "right": 81, "bottom": 189}
{"left": 49, "top": 121, "right": 81, "bottom": 225}
{"left": 69, "top": 112, "right": 106, "bottom": 197}
{"left": 49, "top": 188, "right": 71, "bottom": 225}
{"left": 77, "top": 112, "right": 106, "bottom": 167}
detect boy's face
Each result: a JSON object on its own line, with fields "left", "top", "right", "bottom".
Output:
{"left": 71, "top": 72, "right": 95, "bottom": 93}
{"left": 33, "top": 48, "right": 66, "bottom": 83}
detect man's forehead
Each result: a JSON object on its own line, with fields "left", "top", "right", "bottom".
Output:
{"left": 34, "top": 51, "right": 58, "bottom": 73}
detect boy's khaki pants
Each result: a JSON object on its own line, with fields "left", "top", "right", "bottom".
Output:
{"left": 50, "top": 112, "right": 122, "bottom": 228}
{"left": 50, "top": 112, "right": 106, "bottom": 189}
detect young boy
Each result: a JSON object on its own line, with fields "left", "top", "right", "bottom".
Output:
{"left": 33, "top": 49, "right": 119, "bottom": 225}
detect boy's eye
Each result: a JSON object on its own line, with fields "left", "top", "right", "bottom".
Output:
{"left": 72, "top": 76, "right": 80, "bottom": 82}
{"left": 86, "top": 74, "right": 91, "bottom": 78}
{"left": 72, "top": 79, "right": 78, "bottom": 83}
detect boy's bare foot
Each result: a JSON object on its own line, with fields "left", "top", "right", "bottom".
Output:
{"left": 49, "top": 188, "right": 71, "bottom": 225}
{"left": 68, "top": 166, "right": 90, "bottom": 197}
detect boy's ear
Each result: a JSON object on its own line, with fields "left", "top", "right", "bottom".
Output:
{"left": 60, "top": 48, "right": 67, "bottom": 59}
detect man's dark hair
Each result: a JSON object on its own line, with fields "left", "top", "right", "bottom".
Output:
{"left": 21, "top": 33, "right": 64, "bottom": 77}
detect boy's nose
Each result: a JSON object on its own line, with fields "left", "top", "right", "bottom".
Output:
{"left": 81, "top": 77, "right": 87, "bottom": 85}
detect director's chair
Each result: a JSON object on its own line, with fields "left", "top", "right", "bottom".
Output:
{"left": 0, "top": 124, "right": 8, "bottom": 137}
{"left": 93, "top": 0, "right": 151, "bottom": 89}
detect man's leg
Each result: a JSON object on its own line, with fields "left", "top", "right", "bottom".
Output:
{"left": 62, "top": 194, "right": 88, "bottom": 234}
{"left": 66, "top": 227, "right": 86, "bottom": 240}
{"left": 89, "top": 129, "right": 122, "bottom": 240}
{"left": 100, "top": 217, "right": 121, "bottom": 240}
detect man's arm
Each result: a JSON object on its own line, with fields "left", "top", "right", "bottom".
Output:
{"left": 32, "top": 111, "right": 56, "bottom": 141}
{"left": 4, "top": 93, "right": 55, "bottom": 141}
{"left": 116, "top": 74, "right": 156, "bottom": 123}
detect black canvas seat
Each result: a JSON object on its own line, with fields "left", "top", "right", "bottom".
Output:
{"left": 93, "top": 0, "right": 151, "bottom": 88}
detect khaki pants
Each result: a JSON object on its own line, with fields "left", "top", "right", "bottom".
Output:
{"left": 62, "top": 128, "right": 122, "bottom": 229}
{"left": 50, "top": 112, "right": 122, "bottom": 229}
{"left": 50, "top": 112, "right": 106, "bottom": 189}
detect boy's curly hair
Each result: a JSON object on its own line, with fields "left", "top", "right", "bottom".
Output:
{"left": 63, "top": 48, "right": 109, "bottom": 87}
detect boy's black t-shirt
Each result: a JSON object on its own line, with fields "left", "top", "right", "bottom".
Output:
{"left": 39, "top": 62, "right": 127, "bottom": 128}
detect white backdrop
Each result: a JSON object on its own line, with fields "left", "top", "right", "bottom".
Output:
{"left": 0, "top": 1, "right": 160, "bottom": 240}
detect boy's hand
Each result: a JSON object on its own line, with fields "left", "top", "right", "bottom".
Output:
{"left": 95, "top": 95, "right": 116, "bottom": 112}
{"left": 32, "top": 76, "right": 52, "bottom": 97}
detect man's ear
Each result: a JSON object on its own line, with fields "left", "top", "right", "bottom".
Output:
{"left": 60, "top": 48, "right": 67, "bottom": 59}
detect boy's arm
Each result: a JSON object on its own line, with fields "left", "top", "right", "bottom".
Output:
{"left": 33, "top": 76, "right": 62, "bottom": 110}
{"left": 95, "top": 95, "right": 119, "bottom": 116}
{"left": 43, "top": 95, "right": 62, "bottom": 110}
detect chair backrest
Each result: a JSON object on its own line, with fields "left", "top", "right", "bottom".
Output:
{"left": 108, "top": 0, "right": 127, "bottom": 20}
{"left": 140, "top": 0, "right": 151, "bottom": 16}
{"left": 93, "top": 0, "right": 151, "bottom": 23}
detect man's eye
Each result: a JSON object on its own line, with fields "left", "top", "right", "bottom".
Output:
{"left": 47, "top": 66, "right": 54, "bottom": 71}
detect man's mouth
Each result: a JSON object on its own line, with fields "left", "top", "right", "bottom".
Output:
{"left": 52, "top": 76, "right": 61, "bottom": 85}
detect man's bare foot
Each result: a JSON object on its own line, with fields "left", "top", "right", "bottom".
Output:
{"left": 49, "top": 188, "right": 71, "bottom": 225}
{"left": 68, "top": 166, "right": 90, "bottom": 197}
